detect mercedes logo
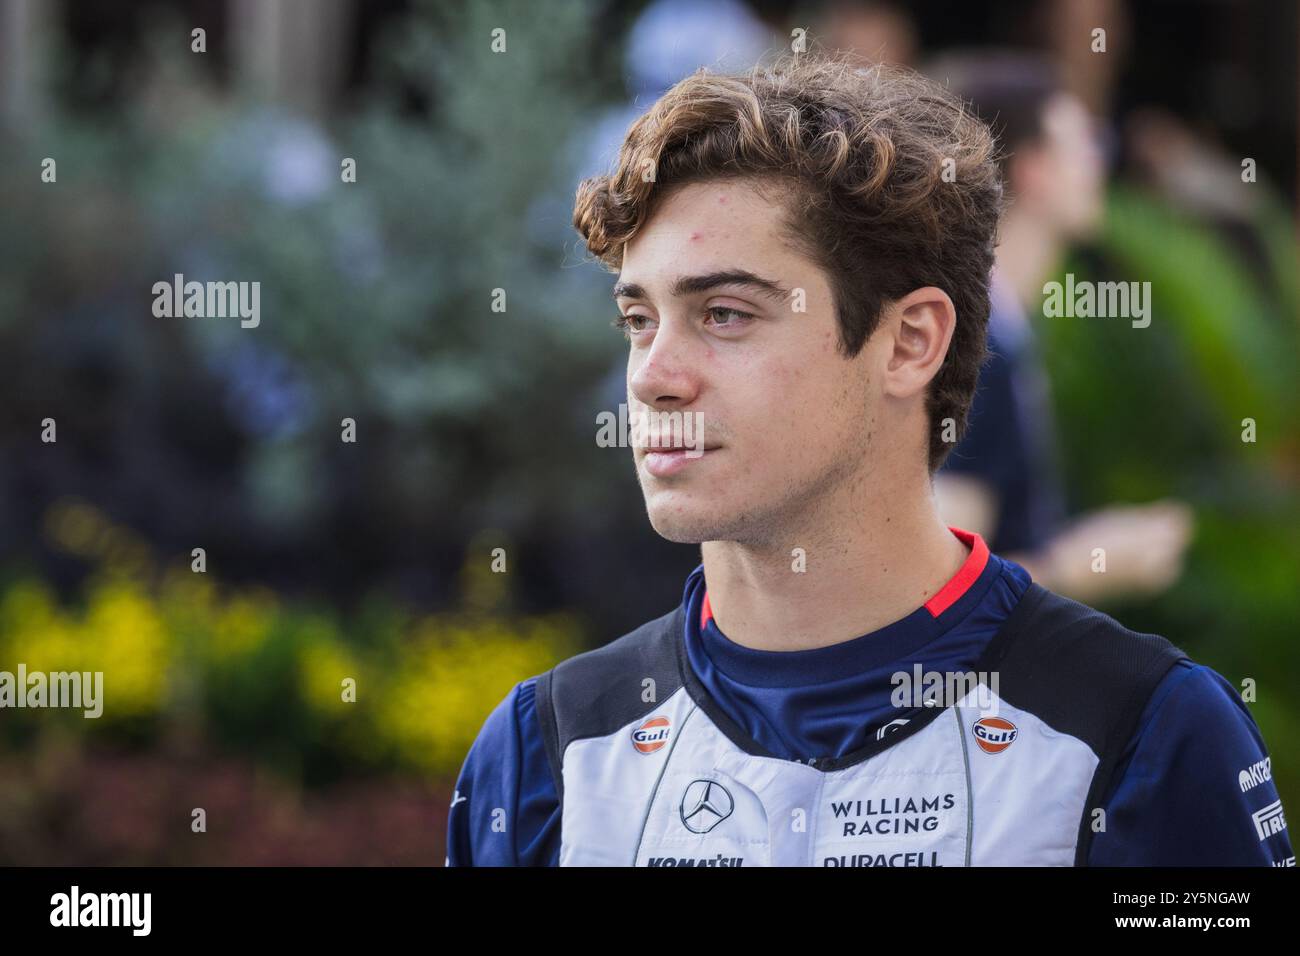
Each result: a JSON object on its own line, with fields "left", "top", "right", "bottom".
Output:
{"left": 679, "top": 779, "right": 735, "bottom": 834}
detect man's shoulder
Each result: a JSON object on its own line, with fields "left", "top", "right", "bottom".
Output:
{"left": 1089, "top": 657, "right": 1292, "bottom": 865}
{"left": 529, "top": 604, "right": 689, "bottom": 800}
{"left": 989, "top": 583, "right": 1191, "bottom": 758}
{"left": 996, "top": 582, "right": 1189, "bottom": 669}
{"left": 549, "top": 604, "right": 684, "bottom": 685}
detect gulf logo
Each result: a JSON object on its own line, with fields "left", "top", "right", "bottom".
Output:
{"left": 632, "top": 716, "right": 671, "bottom": 754}
{"left": 972, "top": 716, "right": 1018, "bottom": 754}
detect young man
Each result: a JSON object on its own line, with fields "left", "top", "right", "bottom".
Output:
{"left": 447, "top": 55, "right": 1292, "bottom": 867}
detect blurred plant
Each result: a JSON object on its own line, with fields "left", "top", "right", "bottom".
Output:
{"left": 0, "top": 0, "right": 627, "bottom": 610}
{"left": 1037, "top": 182, "right": 1300, "bottom": 805}
{"left": 0, "top": 499, "right": 578, "bottom": 784}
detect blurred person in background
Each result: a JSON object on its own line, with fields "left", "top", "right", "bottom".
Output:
{"left": 925, "top": 52, "right": 1194, "bottom": 605}
{"left": 815, "top": 0, "right": 918, "bottom": 67}
{"left": 573, "top": 0, "right": 774, "bottom": 183}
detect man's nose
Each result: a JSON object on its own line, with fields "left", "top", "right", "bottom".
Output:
{"left": 628, "top": 319, "right": 700, "bottom": 408}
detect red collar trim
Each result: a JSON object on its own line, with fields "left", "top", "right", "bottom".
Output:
{"left": 698, "top": 527, "right": 989, "bottom": 630}
{"left": 923, "top": 527, "right": 989, "bottom": 617}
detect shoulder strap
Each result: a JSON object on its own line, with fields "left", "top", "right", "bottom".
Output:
{"left": 535, "top": 605, "right": 685, "bottom": 806}
{"left": 975, "top": 582, "right": 1190, "bottom": 864}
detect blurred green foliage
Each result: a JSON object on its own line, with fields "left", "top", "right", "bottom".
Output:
{"left": 0, "top": 0, "right": 626, "bottom": 570}
{"left": 1041, "top": 183, "right": 1300, "bottom": 812}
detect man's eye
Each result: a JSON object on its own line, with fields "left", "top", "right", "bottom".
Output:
{"left": 612, "top": 313, "right": 651, "bottom": 336}
{"left": 705, "top": 306, "right": 754, "bottom": 327}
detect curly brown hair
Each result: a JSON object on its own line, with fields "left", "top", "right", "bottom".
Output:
{"left": 573, "top": 53, "right": 1005, "bottom": 472}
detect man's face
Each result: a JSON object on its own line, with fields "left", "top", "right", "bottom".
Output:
{"left": 614, "top": 178, "right": 880, "bottom": 546}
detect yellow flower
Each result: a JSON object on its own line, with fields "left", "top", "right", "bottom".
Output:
{"left": 298, "top": 618, "right": 362, "bottom": 715}
{"left": 371, "top": 614, "right": 577, "bottom": 776}
{"left": 79, "top": 579, "right": 170, "bottom": 719}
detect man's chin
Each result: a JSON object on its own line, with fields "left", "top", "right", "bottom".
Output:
{"left": 645, "top": 510, "right": 714, "bottom": 545}
{"left": 643, "top": 496, "right": 734, "bottom": 545}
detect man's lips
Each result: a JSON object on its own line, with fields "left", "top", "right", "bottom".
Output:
{"left": 638, "top": 445, "right": 719, "bottom": 477}
{"left": 633, "top": 439, "right": 718, "bottom": 457}
{"left": 634, "top": 443, "right": 716, "bottom": 453}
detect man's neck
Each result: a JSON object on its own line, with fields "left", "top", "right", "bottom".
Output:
{"left": 699, "top": 478, "right": 971, "bottom": 653}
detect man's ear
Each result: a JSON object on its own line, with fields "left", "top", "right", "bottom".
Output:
{"left": 882, "top": 286, "right": 957, "bottom": 400}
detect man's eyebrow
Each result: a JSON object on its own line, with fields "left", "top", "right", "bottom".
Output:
{"left": 612, "top": 270, "right": 792, "bottom": 303}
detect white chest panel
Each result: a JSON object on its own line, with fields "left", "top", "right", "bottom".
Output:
{"left": 558, "top": 686, "right": 1099, "bottom": 867}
